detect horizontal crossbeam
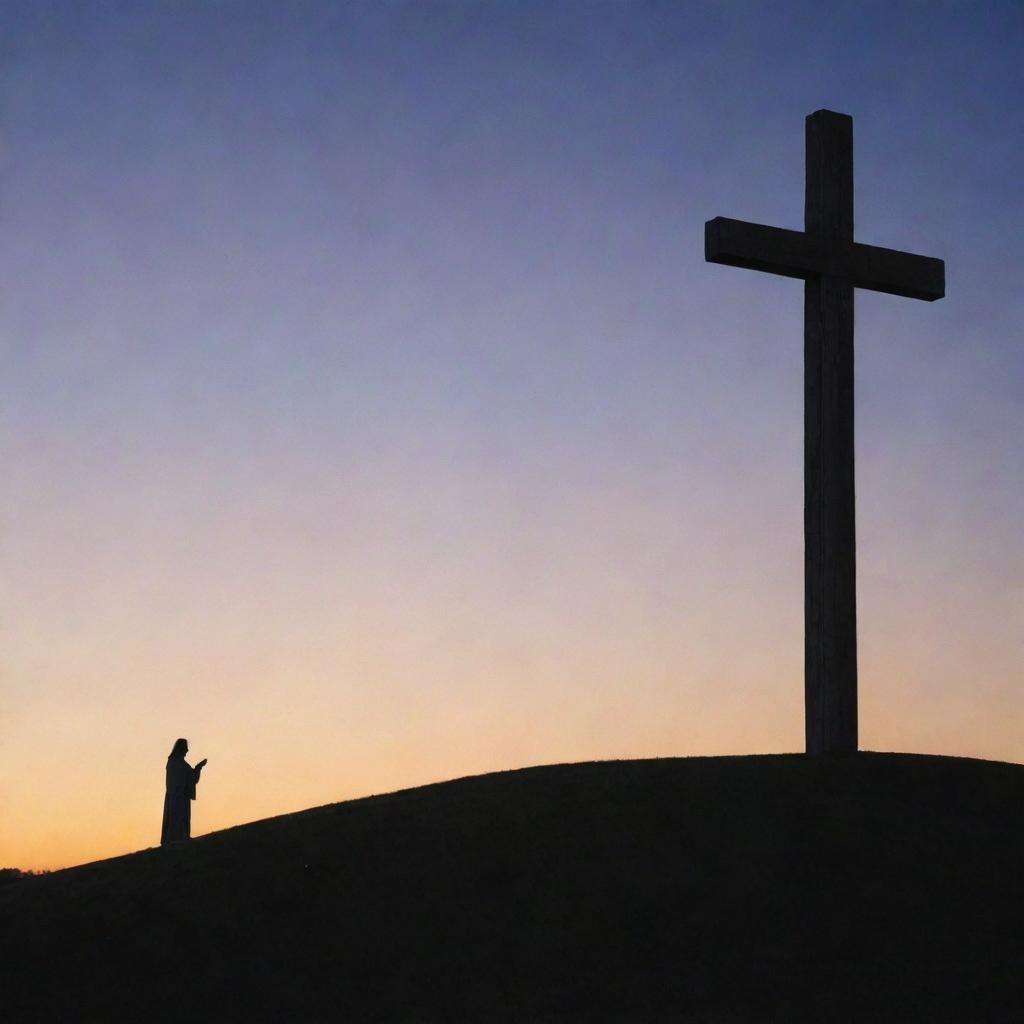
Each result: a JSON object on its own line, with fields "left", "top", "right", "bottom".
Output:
{"left": 705, "top": 216, "right": 944, "bottom": 301}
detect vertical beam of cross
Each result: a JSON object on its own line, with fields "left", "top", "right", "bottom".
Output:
{"left": 704, "top": 110, "right": 944, "bottom": 755}
{"left": 804, "top": 112, "right": 856, "bottom": 754}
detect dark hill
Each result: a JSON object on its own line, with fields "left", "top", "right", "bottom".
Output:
{"left": 4, "top": 753, "right": 1024, "bottom": 1022}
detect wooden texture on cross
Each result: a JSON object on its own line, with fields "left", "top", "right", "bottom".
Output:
{"left": 704, "top": 110, "right": 945, "bottom": 754}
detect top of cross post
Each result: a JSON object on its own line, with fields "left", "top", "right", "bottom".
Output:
{"left": 805, "top": 110, "right": 853, "bottom": 241}
{"left": 807, "top": 109, "right": 852, "bottom": 126}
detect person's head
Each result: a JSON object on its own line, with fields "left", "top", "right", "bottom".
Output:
{"left": 169, "top": 738, "right": 188, "bottom": 759}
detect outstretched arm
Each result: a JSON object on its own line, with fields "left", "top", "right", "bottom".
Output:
{"left": 189, "top": 758, "right": 207, "bottom": 798}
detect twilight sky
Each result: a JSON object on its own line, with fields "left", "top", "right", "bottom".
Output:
{"left": 2, "top": 1, "right": 1022, "bottom": 870}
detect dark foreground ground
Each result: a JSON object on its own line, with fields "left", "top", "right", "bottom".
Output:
{"left": 4, "top": 752, "right": 1024, "bottom": 1022}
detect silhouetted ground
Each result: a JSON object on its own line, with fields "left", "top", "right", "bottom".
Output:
{"left": 4, "top": 753, "right": 1023, "bottom": 1022}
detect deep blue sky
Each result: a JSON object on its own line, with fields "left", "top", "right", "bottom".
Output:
{"left": 2, "top": 1, "right": 1022, "bottom": 868}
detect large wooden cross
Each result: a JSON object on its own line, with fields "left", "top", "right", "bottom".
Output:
{"left": 705, "top": 109, "right": 944, "bottom": 754}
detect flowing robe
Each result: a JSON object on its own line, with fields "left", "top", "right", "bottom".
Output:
{"left": 161, "top": 756, "right": 203, "bottom": 845}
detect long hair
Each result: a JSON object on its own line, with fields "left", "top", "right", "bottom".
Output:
{"left": 168, "top": 738, "right": 188, "bottom": 760}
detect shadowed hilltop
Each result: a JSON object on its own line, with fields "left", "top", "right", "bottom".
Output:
{"left": 5, "top": 753, "right": 1024, "bottom": 1022}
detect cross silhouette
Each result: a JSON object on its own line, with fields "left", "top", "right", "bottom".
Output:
{"left": 705, "top": 109, "right": 945, "bottom": 754}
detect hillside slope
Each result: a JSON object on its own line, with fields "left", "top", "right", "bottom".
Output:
{"left": 4, "top": 753, "right": 1024, "bottom": 1022}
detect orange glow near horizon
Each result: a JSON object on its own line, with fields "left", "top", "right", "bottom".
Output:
{"left": 6, "top": 573, "right": 1022, "bottom": 872}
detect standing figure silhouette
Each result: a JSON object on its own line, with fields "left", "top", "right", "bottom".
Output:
{"left": 160, "top": 738, "right": 207, "bottom": 845}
